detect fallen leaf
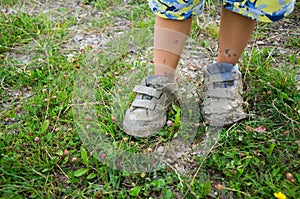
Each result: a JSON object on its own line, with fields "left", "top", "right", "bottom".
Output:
{"left": 283, "top": 131, "right": 289, "bottom": 135}
{"left": 85, "top": 116, "right": 93, "bottom": 121}
{"left": 63, "top": 149, "right": 70, "bottom": 156}
{"left": 269, "top": 139, "right": 276, "bottom": 143}
{"left": 129, "top": 141, "right": 134, "bottom": 146}
{"left": 245, "top": 125, "right": 253, "bottom": 132}
{"left": 239, "top": 152, "right": 246, "bottom": 158}
{"left": 188, "top": 63, "right": 197, "bottom": 71}
{"left": 111, "top": 115, "right": 116, "bottom": 122}
{"left": 215, "top": 184, "right": 223, "bottom": 191}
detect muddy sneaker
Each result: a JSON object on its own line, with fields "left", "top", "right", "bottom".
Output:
{"left": 123, "top": 75, "right": 176, "bottom": 137}
{"left": 202, "top": 62, "right": 247, "bottom": 126}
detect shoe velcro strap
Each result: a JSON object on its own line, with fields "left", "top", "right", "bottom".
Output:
{"left": 131, "top": 99, "right": 156, "bottom": 110}
{"left": 207, "top": 72, "right": 240, "bottom": 84}
{"left": 133, "top": 85, "right": 162, "bottom": 98}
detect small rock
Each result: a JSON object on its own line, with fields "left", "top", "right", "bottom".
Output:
{"left": 181, "top": 67, "right": 188, "bottom": 73}
{"left": 96, "top": 11, "right": 103, "bottom": 16}
{"left": 73, "top": 34, "right": 85, "bottom": 43}
{"left": 286, "top": 172, "right": 294, "bottom": 180}
{"left": 190, "top": 73, "right": 196, "bottom": 79}
{"left": 156, "top": 146, "right": 164, "bottom": 153}
{"left": 79, "top": 13, "right": 88, "bottom": 18}
{"left": 256, "top": 41, "right": 265, "bottom": 45}
{"left": 147, "top": 148, "right": 153, "bottom": 153}
{"left": 279, "top": 50, "right": 287, "bottom": 54}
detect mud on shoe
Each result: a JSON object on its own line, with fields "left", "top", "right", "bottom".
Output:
{"left": 123, "top": 75, "right": 176, "bottom": 137}
{"left": 202, "top": 62, "right": 247, "bottom": 126}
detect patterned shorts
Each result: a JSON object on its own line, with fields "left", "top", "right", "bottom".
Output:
{"left": 148, "top": 0, "right": 295, "bottom": 22}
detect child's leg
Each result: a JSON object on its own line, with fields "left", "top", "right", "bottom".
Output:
{"left": 123, "top": 1, "right": 201, "bottom": 137}
{"left": 154, "top": 16, "right": 192, "bottom": 78}
{"left": 217, "top": 7, "right": 256, "bottom": 65}
{"left": 153, "top": 6, "right": 257, "bottom": 78}
{"left": 218, "top": 0, "right": 295, "bottom": 64}
{"left": 202, "top": 8, "right": 257, "bottom": 126}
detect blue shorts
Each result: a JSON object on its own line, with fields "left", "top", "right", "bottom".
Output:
{"left": 148, "top": 0, "right": 295, "bottom": 22}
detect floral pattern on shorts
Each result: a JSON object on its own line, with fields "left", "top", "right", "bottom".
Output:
{"left": 223, "top": 0, "right": 295, "bottom": 22}
{"left": 148, "top": 0, "right": 204, "bottom": 20}
{"left": 148, "top": 0, "right": 295, "bottom": 22}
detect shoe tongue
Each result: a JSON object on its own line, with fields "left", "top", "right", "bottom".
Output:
{"left": 145, "top": 75, "right": 167, "bottom": 88}
{"left": 145, "top": 75, "right": 159, "bottom": 83}
{"left": 207, "top": 63, "right": 234, "bottom": 75}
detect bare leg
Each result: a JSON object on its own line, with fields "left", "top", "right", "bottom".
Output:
{"left": 123, "top": 16, "right": 192, "bottom": 136}
{"left": 154, "top": 8, "right": 256, "bottom": 75}
{"left": 217, "top": 7, "right": 257, "bottom": 65}
{"left": 154, "top": 16, "right": 192, "bottom": 77}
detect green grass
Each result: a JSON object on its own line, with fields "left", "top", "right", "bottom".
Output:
{"left": 0, "top": 12, "right": 43, "bottom": 53}
{"left": 1, "top": 0, "right": 299, "bottom": 198}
